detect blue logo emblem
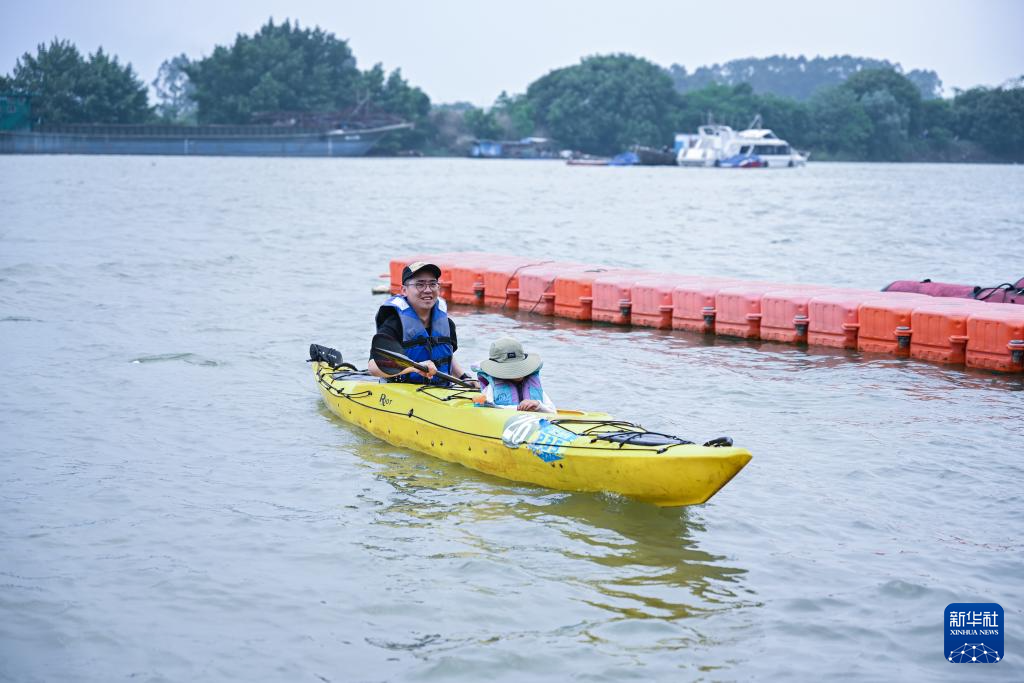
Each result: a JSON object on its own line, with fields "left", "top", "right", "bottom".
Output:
{"left": 945, "top": 603, "right": 1003, "bottom": 663}
{"left": 500, "top": 415, "right": 574, "bottom": 462}
{"left": 526, "top": 419, "right": 575, "bottom": 462}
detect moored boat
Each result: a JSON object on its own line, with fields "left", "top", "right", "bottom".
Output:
{"left": 0, "top": 122, "right": 410, "bottom": 157}
{"left": 632, "top": 145, "right": 677, "bottom": 166}
{"left": 883, "top": 277, "right": 1023, "bottom": 304}
{"left": 677, "top": 116, "right": 808, "bottom": 168}
{"left": 0, "top": 99, "right": 413, "bottom": 157}
{"left": 312, "top": 358, "right": 751, "bottom": 507}
{"left": 566, "top": 156, "right": 611, "bottom": 166}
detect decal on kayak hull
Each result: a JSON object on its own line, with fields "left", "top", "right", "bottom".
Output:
{"left": 501, "top": 414, "right": 574, "bottom": 462}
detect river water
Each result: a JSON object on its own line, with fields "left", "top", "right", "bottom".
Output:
{"left": 1, "top": 157, "right": 1022, "bottom": 681}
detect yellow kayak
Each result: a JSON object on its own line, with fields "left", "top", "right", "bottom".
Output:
{"left": 313, "top": 362, "right": 751, "bottom": 506}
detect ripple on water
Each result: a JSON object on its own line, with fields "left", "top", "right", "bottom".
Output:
{"left": 129, "top": 352, "right": 222, "bottom": 366}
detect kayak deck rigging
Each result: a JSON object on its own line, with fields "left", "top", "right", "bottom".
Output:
{"left": 316, "top": 365, "right": 729, "bottom": 455}
{"left": 312, "top": 355, "right": 751, "bottom": 506}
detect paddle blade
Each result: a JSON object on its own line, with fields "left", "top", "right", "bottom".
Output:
{"left": 309, "top": 343, "right": 345, "bottom": 368}
{"left": 371, "top": 333, "right": 476, "bottom": 389}
{"left": 371, "top": 333, "right": 415, "bottom": 376}
{"left": 374, "top": 356, "right": 404, "bottom": 375}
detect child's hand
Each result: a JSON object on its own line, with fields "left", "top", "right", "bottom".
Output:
{"left": 518, "top": 399, "right": 541, "bottom": 412}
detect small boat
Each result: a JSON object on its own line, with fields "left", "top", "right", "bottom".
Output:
{"left": 677, "top": 125, "right": 734, "bottom": 167}
{"left": 311, "top": 358, "right": 751, "bottom": 507}
{"left": 883, "top": 277, "right": 1024, "bottom": 304}
{"left": 608, "top": 151, "right": 640, "bottom": 166}
{"left": 566, "top": 156, "right": 611, "bottom": 166}
{"left": 677, "top": 116, "right": 808, "bottom": 168}
{"left": 631, "top": 146, "right": 677, "bottom": 166}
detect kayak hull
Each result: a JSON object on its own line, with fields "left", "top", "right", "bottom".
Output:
{"left": 313, "top": 363, "right": 751, "bottom": 506}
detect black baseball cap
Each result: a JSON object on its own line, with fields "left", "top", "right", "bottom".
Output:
{"left": 401, "top": 261, "right": 442, "bottom": 284}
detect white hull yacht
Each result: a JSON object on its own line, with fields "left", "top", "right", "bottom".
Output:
{"left": 677, "top": 117, "right": 808, "bottom": 168}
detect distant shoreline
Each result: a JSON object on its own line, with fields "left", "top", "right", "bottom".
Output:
{"left": 0, "top": 149, "right": 1017, "bottom": 165}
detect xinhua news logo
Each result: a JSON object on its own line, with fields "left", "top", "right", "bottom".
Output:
{"left": 945, "top": 603, "right": 1003, "bottom": 663}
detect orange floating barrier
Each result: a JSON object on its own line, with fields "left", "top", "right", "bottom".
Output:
{"left": 807, "top": 291, "right": 880, "bottom": 349}
{"left": 553, "top": 266, "right": 626, "bottom": 320}
{"left": 435, "top": 252, "right": 502, "bottom": 302}
{"left": 389, "top": 252, "right": 489, "bottom": 296}
{"left": 630, "top": 275, "right": 703, "bottom": 329}
{"left": 446, "top": 255, "right": 492, "bottom": 305}
{"left": 590, "top": 271, "right": 656, "bottom": 325}
{"left": 806, "top": 295, "right": 851, "bottom": 348}
{"left": 517, "top": 262, "right": 589, "bottom": 316}
{"left": 670, "top": 278, "right": 743, "bottom": 333}
{"left": 715, "top": 283, "right": 798, "bottom": 339}
{"left": 909, "top": 300, "right": 986, "bottom": 364}
{"left": 447, "top": 255, "right": 539, "bottom": 306}
{"left": 480, "top": 259, "right": 556, "bottom": 309}
{"left": 966, "top": 304, "right": 1024, "bottom": 372}
{"left": 760, "top": 288, "right": 842, "bottom": 343}
{"left": 447, "top": 255, "right": 496, "bottom": 306}
{"left": 383, "top": 253, "right": 1024, "bottom": 373}
{"left": 856, "top": 294, "right": 934, "bottom": 354}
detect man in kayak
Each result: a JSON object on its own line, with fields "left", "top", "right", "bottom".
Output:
{"left": 474, "top": 337, "right": 556, "bottom": 413}
{"left": 368, "top": 261, "right": 474, "bottom": 385}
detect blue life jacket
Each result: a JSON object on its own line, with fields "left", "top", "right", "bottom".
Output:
{"left": 380, "top": 295, "right": 453, "bottom": 385}
{"left": 476, "top": 369, "right": 545, "bottom": 405}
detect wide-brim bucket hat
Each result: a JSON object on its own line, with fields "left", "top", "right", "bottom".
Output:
{"left": 479, "top": 337, "right": 543, "bottom": 379}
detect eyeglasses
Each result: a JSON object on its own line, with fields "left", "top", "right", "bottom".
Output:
{"left": 406, "top": 280, "right": 440, "bottom": 291}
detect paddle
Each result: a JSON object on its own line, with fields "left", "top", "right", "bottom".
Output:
{"left": 371, "top": 333, "right": 476, "bottom": 389}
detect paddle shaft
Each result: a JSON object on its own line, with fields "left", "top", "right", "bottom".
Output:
{"left": 373, "top": 346, "right": 476, "bottom": 389}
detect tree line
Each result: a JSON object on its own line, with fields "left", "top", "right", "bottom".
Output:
{"left": 668, "top": 55, "right": 944, "bottom": 102}
{"left": 2, "top": 21, "right": 1022, "bottom": 162}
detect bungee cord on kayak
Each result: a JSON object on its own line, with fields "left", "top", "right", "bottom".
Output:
{"left": 313, "top": 362, "right": 747, "bottom": 473}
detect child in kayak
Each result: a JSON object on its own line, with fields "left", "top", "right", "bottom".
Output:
{"left": 474, "top": 337, "right": 556, "bottom": 413}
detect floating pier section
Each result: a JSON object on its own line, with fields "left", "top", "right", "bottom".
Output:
{"left": 388, "top": 253, "right": 1024, "bottom": 374}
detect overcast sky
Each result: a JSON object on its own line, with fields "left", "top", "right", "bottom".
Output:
{"left": 2, "top": 0, "right": 1022, "bottom": 105}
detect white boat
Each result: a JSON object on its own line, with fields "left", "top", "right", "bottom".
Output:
{"left": 676, "top": 116, "right": 808, "bottom": 168}
{"left": 677, "top": 125, "right": 735, "bottom": 167}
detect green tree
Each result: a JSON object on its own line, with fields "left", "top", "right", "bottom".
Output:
{"left": 526, "top": 54, "right": 681, "bottom": 154}
{"left": 673, "top": 83, "right": 813, "bottom": 148}
{"left": 3, "top": 38, "right": 151, "bottom": 124}
{"left": 806, "top": 86, "right": 872, "bottom": 159}
{"left": 840, "top": 69, "right": 922, "bottom": 159}
{"left": 359, "top": 64, "right": 431, "bottom": 153}
{"left": 454, "top": 93, "right": 537, "bottom": 143}
{"left": 952, "top": 84, "right": 1024, "bottom": 160}
{"left": 185, "top": 18, "right": 361, "bottom": 123}
{"left": 425, "top": 102, "right": 476, "bottom": 155}
{"left": 492, "top": 91, "right": 536, "bottom": 139}
{"left": 676, "top": 83, "right": 760, "bottom": 131}
{"left": 756, "top": 93, "right": 813, "bottom": 148}
{"left": 153, "top": 53, "right": 197, "bottom": 123}
{"left": 463, "top": 106, "right": 502, "bottom": 139}
{"left": 919, "top": 98, "right": 955, "bottom": 147}
{"left": 669, "top": 55, "right": 942, "bottom": 101}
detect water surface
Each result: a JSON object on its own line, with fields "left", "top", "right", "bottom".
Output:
{"left": 1, "top": 157, "right": 1022, "bottom": 681}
